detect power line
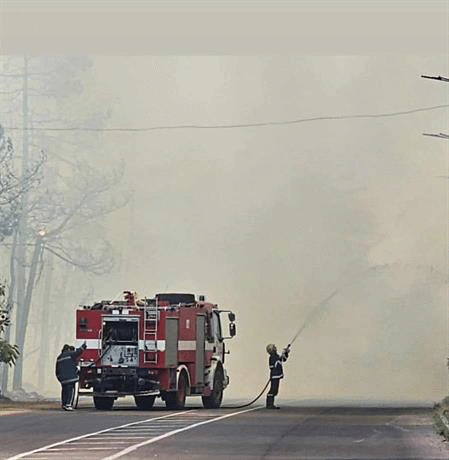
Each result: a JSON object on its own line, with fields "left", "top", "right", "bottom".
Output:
{"left": 421, "top": 75, "right": 449, "bottom": 82}
{"left": 423, "top": 132, "right": 449, "bottom": 139}
{"left": 2, "top": 104, "right": 449, "bottom": 133}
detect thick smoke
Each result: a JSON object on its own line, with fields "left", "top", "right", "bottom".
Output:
{"left": 23, "top": 54, "right": 448, "bottom": 402}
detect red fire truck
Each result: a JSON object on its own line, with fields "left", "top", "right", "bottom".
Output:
{"left": 75, "top": 292, "right": 236, "bottom": 410}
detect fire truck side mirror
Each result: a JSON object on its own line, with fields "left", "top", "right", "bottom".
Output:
{"left": 229, "top": 322, "right": 236, "bottom": 337}
{"left": 228, "top": 312, "right": 235, "bottom": 322}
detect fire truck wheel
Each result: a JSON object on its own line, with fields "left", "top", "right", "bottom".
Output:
{"left": 202, "top": 366, "right": 224, "bottom": 409}
{"left": 93, "top": 396, "right": 114, "bottom": 410}
{"left": 165, "top": 371, "right": 188, "bottom": 410}
{"left": 72, "top": 381, "right": 80, "bottom": 409}
{"left": 134, "top": 395, "right": 156, "bottom": 410}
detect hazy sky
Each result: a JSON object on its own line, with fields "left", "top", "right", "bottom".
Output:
{"left": 1, "top": 1, "right": 448, "bottom": 402}
{"left": 87, "top": 54, "right": 448, "bottom": 401}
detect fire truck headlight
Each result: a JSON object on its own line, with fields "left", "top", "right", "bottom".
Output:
{"left": 97, "top": 368, "right": 102, "bottom": 374}
{"left": 138, "top": 378, "right": 145, "bottom": 386}
{"left": 79, "top": 317, "right": 88, "bottom": 330}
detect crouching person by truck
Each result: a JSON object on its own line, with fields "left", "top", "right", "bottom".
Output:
{"left": 55, "top": 342, "right": 87, "bottom": 411}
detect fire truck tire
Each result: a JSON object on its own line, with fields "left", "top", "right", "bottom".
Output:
{"left": 202, "top": 366, "right": 224, "bottom": 409}
{"left": 165, "top": 371, "right": 188, "bottom": 410}
{"left": 73, "top": 381, "right": 80, "bottom": 409}
{"left": 93, "top": 396, "right": 114, "bottom": 410}
{"left": 134, "top": 395, "right": 156, "bottom": 410}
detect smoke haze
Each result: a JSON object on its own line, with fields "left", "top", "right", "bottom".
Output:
{"left": 1, "top": 2, "right": 448, "bottom": 404}
{"left": 87, "top": 54, "right": 448, "bottom": 402}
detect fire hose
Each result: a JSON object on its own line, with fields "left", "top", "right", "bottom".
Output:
{"left": 222, "top": 289, "right": 339, "bottom": 409}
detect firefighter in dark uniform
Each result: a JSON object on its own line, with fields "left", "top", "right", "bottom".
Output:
{"left": 55, "top": 342, "right": 86, "bottom": 411}
{"left": 266, "top": 343, "right": 290, "bottom": 409}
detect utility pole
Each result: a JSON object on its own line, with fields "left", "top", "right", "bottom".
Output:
{"left": 421, "top": 74, "right": 449, "bottom": 139}
{"left": 12, "top": 55, "right": 30, "bottom": 390}
{"left": 422, "top": 73, "right": 449, "bottom": 379}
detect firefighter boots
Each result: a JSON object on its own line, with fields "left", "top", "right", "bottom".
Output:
{"left": 266, "top": 395, "right": 280, "bottom": 409}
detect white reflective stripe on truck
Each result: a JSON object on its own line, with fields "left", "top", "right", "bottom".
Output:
{"left": 75, "top": 339, "right": 215, "bottom": 352}
{"left": 75, "top": 339, "right": 101, "bottom": 349}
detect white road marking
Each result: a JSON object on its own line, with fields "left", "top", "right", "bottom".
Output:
{"left": 108, "top": 431, "right": 167, "bottom": 434}
{"left": 48, "top": 447, "right": 123, "bottom": 451}
{"left": 70, "top": 441, "right": 130, "bottom": 444}
{"left": 5, "top": 411, "right": 183, "bottom": 460}
{"left": 113, "top": 428, "right": 168, "bottom": 431}
{"left": 7, "top": 407, "right": 260, "bottom": 460}
{"left": 86, "top": 436, "right": 148, "bottom": 439}
{"left": 101, "top": 407, "right": 260, "bottom": 460}
{"left": 89, "top": 435, "right": 152, "bottom": 438}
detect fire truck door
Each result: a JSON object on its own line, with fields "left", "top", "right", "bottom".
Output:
{"left": 196, "top": 315, "right": 205, "bottom": 385}
{"left": 165, "top": 317, "right": 178, "bottom": 368}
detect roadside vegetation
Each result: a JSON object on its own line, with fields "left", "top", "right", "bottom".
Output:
{"left": 432, "top": 396, "right": 449, "bottom": 441}
{"left": 0, "top": 281, "right": 19, "bottom": 368}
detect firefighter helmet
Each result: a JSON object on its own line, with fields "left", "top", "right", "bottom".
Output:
{"left": 266, "top": 343, "right": 277, "bottom": 354}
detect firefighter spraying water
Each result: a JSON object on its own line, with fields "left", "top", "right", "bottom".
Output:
{"left": 265, "top": 343, "right": 290, "bottom": 409}
{"left": 223, "top": 288, "right": 340, "bottom": 410}
{"left": 261, "top": 291, "right": 337, "bottom": 410}
{"left": 74, "top": 291, "right": 236, "bottom": 410}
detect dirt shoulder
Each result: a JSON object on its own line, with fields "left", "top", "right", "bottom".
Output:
{"left": 0, "top": 398, "right": 61, "bottom": 412}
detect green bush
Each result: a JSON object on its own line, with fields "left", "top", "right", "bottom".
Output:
{"left": 0, "top": 282, "right": 19, "bottom": 366}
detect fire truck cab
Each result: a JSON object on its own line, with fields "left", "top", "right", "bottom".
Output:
{"left": 75, "top": 292, "right": 236, "bottom": 410}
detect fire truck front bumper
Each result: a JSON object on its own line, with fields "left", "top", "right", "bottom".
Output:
{"left": 81, "top": 367, "right": 160, "bottom": 396}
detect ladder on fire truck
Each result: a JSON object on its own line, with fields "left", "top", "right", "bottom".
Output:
{"left": 143, "top": 297, "right": 159, "bottom": 364}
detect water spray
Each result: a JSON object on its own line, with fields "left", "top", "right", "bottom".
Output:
{"left": 285, "top": 289, "right": 340, "bottom": 349}
{"left": 224, "top": 289, "right": 340, "bottom": 409}
{"left": 226, "top": 262, "right": 444, "bottom": 409}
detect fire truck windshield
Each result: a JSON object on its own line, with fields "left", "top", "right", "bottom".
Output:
{"left": 212, "top": 311, "right": 223, "bottom": 341}
{"left": 103, "top": 319, "right": 138, "bottom": 344}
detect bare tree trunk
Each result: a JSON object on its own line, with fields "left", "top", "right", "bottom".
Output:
{"left": 13, "top": 237, "right": 43, "bottom": 389}
{"left": 53, "top": 270, "right": 69, "bottom": 353}
{"left": 38, "top": 254, "right": 53, "bottom": 391}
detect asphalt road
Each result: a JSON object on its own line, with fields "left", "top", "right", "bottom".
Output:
{"left": 1, "top": 398, "right": 448, "bottom": 460}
